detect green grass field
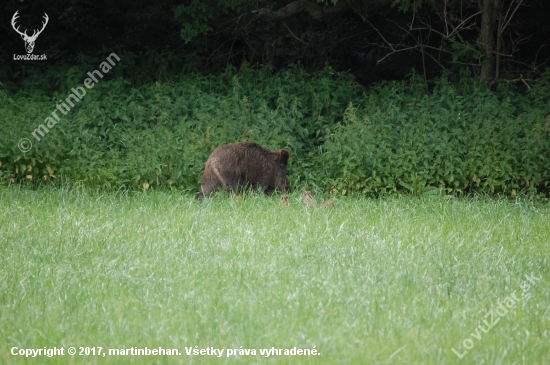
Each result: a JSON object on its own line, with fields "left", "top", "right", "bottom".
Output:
{"left": 0, "top": 188, "right": 548, "bottom": 364}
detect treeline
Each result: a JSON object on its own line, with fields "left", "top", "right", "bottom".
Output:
{"left": 3, "top": 0, "right": 550, "bottom": 88}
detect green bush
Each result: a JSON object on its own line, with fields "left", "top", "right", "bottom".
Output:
{"left": 1, "top": 65, "right": 549, "bottom": 197}
{"left": 322, "top": 72, "right": 550, "bottom": 197}
{"left": 0, "top": 64, "right": 360, "bottom": 191}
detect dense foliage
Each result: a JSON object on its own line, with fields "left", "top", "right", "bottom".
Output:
{"left": 1, "top": 65, "right": 549, "bottom": 197}
{"left": 323, "top": 72, "right": 550, "bottom": 197}
{"left": 0, "top": 65, "right": 358, "bottom": 192}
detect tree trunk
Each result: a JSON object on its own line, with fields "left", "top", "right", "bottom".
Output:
{"left": 479, "top": 0, "right": 498, "bottom": 80}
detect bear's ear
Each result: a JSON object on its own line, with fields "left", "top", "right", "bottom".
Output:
{"left": 280, "top": 149, "right": 290, "bottom": 166}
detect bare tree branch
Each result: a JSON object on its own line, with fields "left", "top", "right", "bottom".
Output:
{"left": 500, "top": 0, "right": 524, "bottom": 34}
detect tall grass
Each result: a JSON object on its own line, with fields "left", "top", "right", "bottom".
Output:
{"left": 0, "top": 188, "right": 548, "bottom": 364}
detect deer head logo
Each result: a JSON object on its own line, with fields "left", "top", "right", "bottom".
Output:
{"left": 11, "top": 11, "right": 49, "bottom": 54}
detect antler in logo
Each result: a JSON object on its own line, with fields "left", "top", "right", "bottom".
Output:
{"left": 11, "top": 11, "right": 49, "bottom": 54}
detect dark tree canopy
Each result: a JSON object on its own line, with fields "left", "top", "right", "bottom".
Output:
{"left": 1, "top": 0, "right": 549, "bottom": 89}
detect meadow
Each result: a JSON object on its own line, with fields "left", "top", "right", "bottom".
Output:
{"left": 0, "top": 188, "right": 548, "bottom": 364}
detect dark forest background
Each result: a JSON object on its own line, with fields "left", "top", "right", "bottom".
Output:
{"left": 2, "top": 0, "right": 550, "bottom": 88}
{"left": 1, "top": 0, "right": 549, "bottom": 196}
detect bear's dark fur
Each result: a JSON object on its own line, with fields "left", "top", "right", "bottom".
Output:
{"left": 196, "top": 142, "right": 290, "bottom": 199}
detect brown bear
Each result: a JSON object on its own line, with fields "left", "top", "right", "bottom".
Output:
{"left": 196, "top": 142, "right": 290, "bottom": 199}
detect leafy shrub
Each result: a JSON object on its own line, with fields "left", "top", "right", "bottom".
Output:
{"left": 322, "top": 72, "right": 550, "bottom": 197}
{"left": 1, "top": 65, "right": 548, "bottom": 197}
{"left": 0, "top": 64, "right": 360, "bottom": 191}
